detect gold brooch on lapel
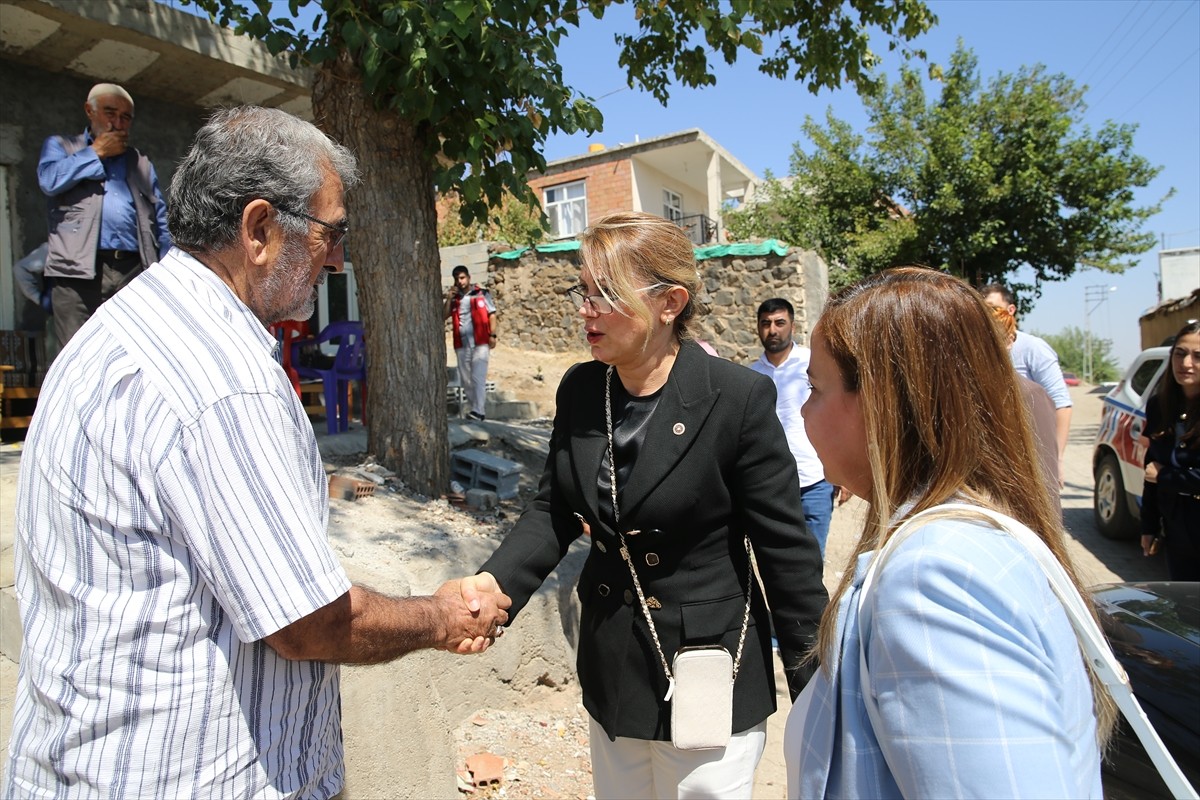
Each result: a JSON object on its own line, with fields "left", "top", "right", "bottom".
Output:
{"left": 672, "top": 422, "right": 685, "bottom": 435}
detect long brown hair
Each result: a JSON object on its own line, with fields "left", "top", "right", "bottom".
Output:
{"left": 1150, "top": 321, "right": 1200, "bottom": 448}
{"left": 814, "top": 266, "right": 1116, "bottom": 743}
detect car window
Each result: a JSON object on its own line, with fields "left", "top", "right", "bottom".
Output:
{"left": 1129, "top": 357, "right": 1164, "bottom": 399}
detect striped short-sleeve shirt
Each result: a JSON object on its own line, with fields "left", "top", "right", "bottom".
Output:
{"left": 5, "top": 249, "right": 352, "bottom": 798}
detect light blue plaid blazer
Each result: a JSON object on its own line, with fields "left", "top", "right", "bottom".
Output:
{"left": 788, "top": 518, "right": 1103, "bottom": 799}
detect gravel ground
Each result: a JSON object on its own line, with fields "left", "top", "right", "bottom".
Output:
{"left": 455, "top": 687, "right": 594, "bottom": 800}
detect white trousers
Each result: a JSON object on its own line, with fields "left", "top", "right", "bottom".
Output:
{"left": 589, "top": 716, "right": 767, "bottom": 800}
{"left": 454, "top": 342, "right": 490, "bottom": 416}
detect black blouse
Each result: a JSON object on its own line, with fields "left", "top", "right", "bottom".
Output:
{"left": 598, "top": 373, "right": 662, "bottom": 530}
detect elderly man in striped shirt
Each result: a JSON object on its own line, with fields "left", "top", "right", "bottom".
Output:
{"left": 5, "top": 106, "right": 511, "bottom": 799}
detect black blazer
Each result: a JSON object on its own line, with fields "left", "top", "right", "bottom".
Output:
{"left": 480, "top": 340, "right": 828, "bottom": 742}
{"left": 1142, "top": 401, "right": 1200, "bottom": 541}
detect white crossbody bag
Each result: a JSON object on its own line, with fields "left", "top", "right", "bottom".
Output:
{"left": 857, "top": 503, "right": 1197, "bottom": 799}
{"left": 604, "top": 366, "right": 752, "bottom": 750}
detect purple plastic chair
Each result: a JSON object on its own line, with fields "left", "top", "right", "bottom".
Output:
{"left": 292, "top": 320, "right": 366, "bottom": 434}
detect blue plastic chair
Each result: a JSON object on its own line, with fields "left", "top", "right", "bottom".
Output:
{"left": 292, "top": 320, "right": 366, "bottom": 434}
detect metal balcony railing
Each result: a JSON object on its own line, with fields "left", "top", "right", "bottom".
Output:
{"left": 672, "top": 213, "right": 718, "bottom": 245}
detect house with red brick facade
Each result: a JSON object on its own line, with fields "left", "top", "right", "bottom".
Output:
{"left": 527, "top": 128, "right": 759, "bottom": 245}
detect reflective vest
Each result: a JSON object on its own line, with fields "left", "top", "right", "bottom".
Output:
{"left": 451, "top": 286, "right": 493, "bottom": 348}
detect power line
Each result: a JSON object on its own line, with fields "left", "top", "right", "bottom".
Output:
{"left": 1114, "top": 46, "right": 1200, "bottom": 119}
{"left": 1077, "top": 0, "right": 1156, "bottom": 89}
{"left": 1092, "top": 2, "right": 1199, "bottom": 108}
{"left": 1085, "top": 1, "right": 1172, "bottom": 100}
{"left": 1075, "top": 0, "right": 1144, "bottom": 86}
{"left": 596, "top": 85, "right": 630, "bottom": 100}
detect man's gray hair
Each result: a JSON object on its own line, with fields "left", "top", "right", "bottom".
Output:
{"left": 168, "top": 106, "right": 359, "bottom": 252}
{"left": 87, "top": 83, "right": 134, "bottom": 108}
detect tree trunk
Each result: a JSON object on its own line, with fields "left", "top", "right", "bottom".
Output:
{"left": 312, "top": 51, "right": 449, "bottom": 495}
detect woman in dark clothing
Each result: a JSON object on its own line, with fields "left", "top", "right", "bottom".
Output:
{"left": 1141, "top": 320, "right": 1200, "bottom": 579}
{"left": 463, "top": 211, "right": 827, "bottom": 799}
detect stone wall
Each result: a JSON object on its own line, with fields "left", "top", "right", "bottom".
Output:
{"left": 486, "top": 244, "right": 828, "bottom": 364}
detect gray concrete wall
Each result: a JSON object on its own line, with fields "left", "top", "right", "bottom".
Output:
{"left": 439, "top": 242, "right": 491, "bottom": 290}
{"left": 0, "top": 57, "right": 206, "bottom": 259}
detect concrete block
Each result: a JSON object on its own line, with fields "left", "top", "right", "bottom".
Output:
{"left": 465, "top": 488, "right": 498, "bottom": 510}
{"left": 486, "top": 399, "right": 537, "bottom": 421}
{"left": 451, "top": 449, "right": 521, "bottom": 499}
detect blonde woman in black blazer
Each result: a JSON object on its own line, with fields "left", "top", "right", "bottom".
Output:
{"left": 465, "top": 212, "right": 827, "bottom": 799}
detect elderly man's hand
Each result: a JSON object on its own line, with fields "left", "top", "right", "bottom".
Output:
{"left": 436, "top": 574, "right": 511, "bottom": 654}
{"left": 91, "top": 131, "right": 129, "bottom": 159}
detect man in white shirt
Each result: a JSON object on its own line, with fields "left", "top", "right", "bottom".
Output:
{"left": 5, "top": 106, "right": 510, "bottom": 799}
{"left": 981, "top": 283, "right": 1073, "bottom": 485}
{"left": 750, "top": 298, "right": 842, "bottom": 556}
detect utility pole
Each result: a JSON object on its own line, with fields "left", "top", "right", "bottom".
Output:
{"left": 1084, "top": 285, "right": 1116, "bottom": 383}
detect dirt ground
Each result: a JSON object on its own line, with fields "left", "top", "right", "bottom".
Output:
{"left": 446, "top": 343, "right": 595, "bottom": 798}
{"left": 453, "top": 336, "right": 591, "bottom": 420}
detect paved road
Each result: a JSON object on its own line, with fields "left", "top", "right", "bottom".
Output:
{"left": 752, "top": 383, "right": 1167, "bottom": 798}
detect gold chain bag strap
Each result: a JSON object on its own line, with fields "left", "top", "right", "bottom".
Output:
{"left": 605, "top": 366, "right": 753, "bottom": 750}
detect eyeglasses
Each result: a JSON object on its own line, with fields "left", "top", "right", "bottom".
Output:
{"left": 276, "top": 206, "right": 349, "bottom": 250}
{"left": 566, "top": 283, "right": 667, "bottom": 315}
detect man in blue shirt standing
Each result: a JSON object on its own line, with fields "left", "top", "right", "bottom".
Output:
{"left": 37, "top": 82, "right": 171, "bottom": 344}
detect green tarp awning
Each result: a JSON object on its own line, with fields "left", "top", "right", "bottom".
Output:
{"left": 493, "top": 239, "right": 789, "bottom": 261}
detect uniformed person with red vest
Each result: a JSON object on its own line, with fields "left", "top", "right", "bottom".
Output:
{"left": 443, "top": 265, "right": 498, "bottom": 420}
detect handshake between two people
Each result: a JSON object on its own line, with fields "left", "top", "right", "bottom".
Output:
{"left": 443, "top": 571, "right": 511, "bottom": 655}
{"left": 262, "top": 572, "right": 513, "bottom": 665}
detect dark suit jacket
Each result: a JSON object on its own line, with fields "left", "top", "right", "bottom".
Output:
{"left": 479, "top": 340, "right": 828, "bottom": 742}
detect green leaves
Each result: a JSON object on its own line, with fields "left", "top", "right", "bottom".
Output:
{"left": 728, "top": 42, "right": 1167, "bottom": 294}
{"left": 1034, "top": 326, "right": 1121, "bottom": 383}
{"left": 191, "top": 0, "right": 936, "bottom": 231}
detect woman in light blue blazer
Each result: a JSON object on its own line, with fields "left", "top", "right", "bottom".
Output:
{"left": 786, "top": 267, "right": 1116, "bottom": 799}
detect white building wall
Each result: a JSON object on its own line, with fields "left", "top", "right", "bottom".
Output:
{"left": 1160, "top": 247, "right": 1200, "bottom": 302}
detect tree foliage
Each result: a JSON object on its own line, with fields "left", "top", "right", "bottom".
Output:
{"left": 1035, "top": 326, "right": 1120, "bottom": 384}
{"left": 438, "top": 192, "right": 546, "bottom": 248}
{"left": 727, "top": 42, "right": 1169, "bottom": 297}
{"left": 182, "top": 0, "right": 936, "bottom": 490}
{"left": 191, "top": 0, "right": 937, "bottom": 228}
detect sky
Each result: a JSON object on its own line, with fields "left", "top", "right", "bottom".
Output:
{"left": 537, "top": 0, "right": 1200, "bottom": 370}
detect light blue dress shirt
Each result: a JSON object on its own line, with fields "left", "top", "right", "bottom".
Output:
{"left": 787, "top": 518, "right": 1102, "bottom": 799}
{"left": 1011, "top": 330, "right": 1072, "bottom": 409}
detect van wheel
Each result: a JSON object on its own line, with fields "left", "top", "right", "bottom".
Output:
{"left": 1094, "top": 453, "right": 1137, "bottom": 540}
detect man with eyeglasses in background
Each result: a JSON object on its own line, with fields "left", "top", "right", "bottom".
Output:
{"left": 6, "top": 106, "right": 510, "bottom": 799}
{"left": 37, "top": 82, "right": 172, "bottom": 344}
{"left": 444, "top": 264, "right": 499, "bottom": 420}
